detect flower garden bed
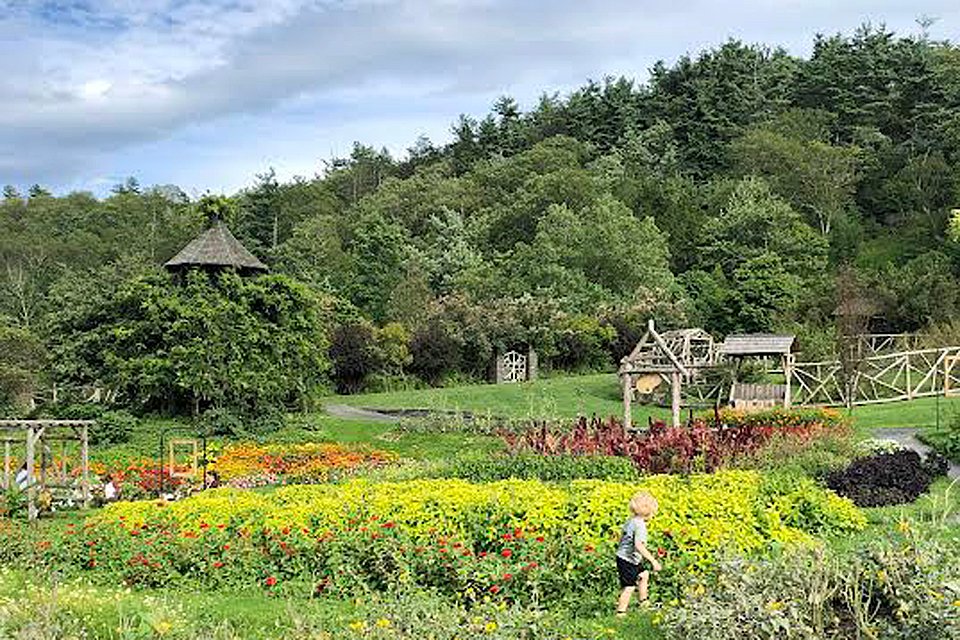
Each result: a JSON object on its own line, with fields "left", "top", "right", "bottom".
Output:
{"left": 2, "top": 471, "right": 864, "bottom": 609}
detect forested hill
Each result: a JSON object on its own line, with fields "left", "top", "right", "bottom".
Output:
{"left": 3, "top": 25, "right": 960, "bottom": 398}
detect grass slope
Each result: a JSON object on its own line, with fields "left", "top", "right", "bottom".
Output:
{"left": 330, "top": 373, "right": 672, "bottom": 423}
{"left": 332, "top": 372, "right": 960, "bottom": 432}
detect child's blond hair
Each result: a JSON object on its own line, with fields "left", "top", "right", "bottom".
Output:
{"left": 628, "top": 491, "right": 658, "bottom": 519}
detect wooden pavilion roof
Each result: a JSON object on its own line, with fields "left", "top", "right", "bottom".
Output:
{"left": 720, "top": 334, "right": 795, "bottom": 356}
{"left": 164, "top": 221, "right": 267, "bottom": 272}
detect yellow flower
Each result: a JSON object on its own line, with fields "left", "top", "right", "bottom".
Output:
{"left": 375, "top": 618, "right": 391, "bottom": 628}
{"left": 348, "top": 621, "right": 366, "bottom": 632}
{"left": 896, "top": 519, "right": 911, "bottom": 534}
{"left": 766, "top": 601, "right": 784, "bottom": 611}
{"left": 484, "top": 621, "right": 498, "bottom": 633}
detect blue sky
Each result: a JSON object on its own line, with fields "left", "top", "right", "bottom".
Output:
{"left": 2, "top": 0, "right": 958, "bottom": 197}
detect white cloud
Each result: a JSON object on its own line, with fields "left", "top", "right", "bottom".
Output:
{"left": 1, "top": 0, "right": 957, "bottom": 192}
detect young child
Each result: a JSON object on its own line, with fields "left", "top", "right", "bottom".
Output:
{"left": 615, "top": 491, "right": 661, "bottom": 616}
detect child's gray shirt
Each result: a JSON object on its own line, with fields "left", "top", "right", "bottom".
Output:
{"left": 616, "top": 516, "right": 647, "bottom": 565}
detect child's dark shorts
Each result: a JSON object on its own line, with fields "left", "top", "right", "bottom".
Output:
{"left": 616, "top": 555, "right": 649, "bottom": 587}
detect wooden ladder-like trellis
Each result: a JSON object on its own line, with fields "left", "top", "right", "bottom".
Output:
{"left": 791, "top": 346, "right": 960, "bottom": 406}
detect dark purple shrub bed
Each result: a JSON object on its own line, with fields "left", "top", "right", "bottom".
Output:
{"left": 826, "top": 450, "right": 947, "bottom": 507}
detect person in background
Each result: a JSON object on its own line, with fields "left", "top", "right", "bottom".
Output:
{"left": 103, "top": 473, "right": 119, "bottom": 502}
{"left": 205, "top": 469, "right": 221, "bottom": 489}
{"left": 15, "top": 462, "right": 29, "bottom": 490}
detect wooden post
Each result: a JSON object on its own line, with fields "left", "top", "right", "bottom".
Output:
{"left": 905, "top": 352, "right": 913, "bottom": 400}
{"left": 3, "top": 440, "right": 9, "bottom": 490}
{"left": 26, "top": 426, "right": 36, "bottom": 521}
{"left": 671, "top": 371, "right": 682, "bottom": 427}
{"left": 81, "top": 424, "right": 90, "bottom": 509}
{"left": 783, "top": 354, "right": 792, "bottom": 408}
{"left": 622, "top": 373, "right": 633, "bottom": 431}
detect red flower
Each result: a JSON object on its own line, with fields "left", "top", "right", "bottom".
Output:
{"left": 217, "top": 524, "right": 226, "bottom": 530}
{"left": 500, "top": 549, "right": 512, "bottom": 558}
{"left": 213, "top": 561, "right": 224, "bottom": 568}
{"left": 479, "top": 551, "right": 487, "bottom": 558}
{"left": 223, "top": 544, "right": 231, "bottom": 550}
{"left": 502, "top": 573, "right": 513, "bottom": 581}
{"left": 502, "top": 533, "right": 513, "bottom": 540}
{"left": 535, "top": 536, "right": 545, "bottom": 543}
{"left": 489, "top": 585, "right": 501, "bottom": 594}
{"left": 265, "top": 576, "right": 278, "bottom": 587}
{"left": 281, "top": 527, "right": 290, "bottom": 536}
{"left": 130, "top": 529, "right": 140, "bottom": 536}
{"left": 523, "top": 562, "right": 539, "bottom": 571}
{"left": 382, "top": 521, "right": 396, "bottom": 529}
{"left": 199, "top": 522, "right": 209, "bottom": 529}
{"left": 657, "top": 547, "right": 667, "bottom": 558}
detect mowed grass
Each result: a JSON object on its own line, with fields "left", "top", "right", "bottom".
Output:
{"left": 843, "top": 395, "right": 960, "bottom": 431}
{"left": 330, "top": 373, "right": 673, "bottom": 423}
{"left": 331, "top": 372, "right": 960, "bottom": 433}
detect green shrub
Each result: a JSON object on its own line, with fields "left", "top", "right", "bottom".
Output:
{"left": 659, "top": 533, "right": 960, "bottom": 640}
{"left": 45, "top": 403, "right": 136, "bottom": 445}
{"left": 919, "top": 413, "right": 960, "bottom": 461}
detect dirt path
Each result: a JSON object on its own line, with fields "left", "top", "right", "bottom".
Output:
{"left": 871, "top": 427, "right": 960, "bottom": 480}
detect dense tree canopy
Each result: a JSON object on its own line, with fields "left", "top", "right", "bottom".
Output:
{"left": 3, "top": 25, "right": 960, "bottom": 408}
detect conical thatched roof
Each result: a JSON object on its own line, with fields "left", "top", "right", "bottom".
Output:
{"left": 164, "top": 221, "right": 268, "bottom": 273}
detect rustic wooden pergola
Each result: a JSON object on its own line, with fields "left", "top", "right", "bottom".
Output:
{"left": 619, "top": 320, "right": 694, "bottom": 429}
{"left": 0, "top": 420, "right": 92, "bottom": 520}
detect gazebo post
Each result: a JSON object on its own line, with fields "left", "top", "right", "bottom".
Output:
{"left": 622, "top": 373, "right": 633, "bottom": 430}
{"left": 81, "top": 424, "right": 90, "bottom": 509}
{"left": 671, "top": 371, "right": 682, "bottom": 427}
{"left": 3, "top": 440, "right": 9, "bottom": 490}
{"left": 783, "top": 354, "right": 793, "bottom": 408}
{"left": 26, "top": 426, "right": 36, "bottom": 521}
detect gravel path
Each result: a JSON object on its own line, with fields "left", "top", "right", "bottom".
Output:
{"left": 324, "top": 404, "right": 400, "bottom": 423}
{"left": 871, "top": 427, "right": 960, "bottom": 480}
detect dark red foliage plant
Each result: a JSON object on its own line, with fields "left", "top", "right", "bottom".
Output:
{"left": 500, "top": 409, "right": 846, "bottom": 474}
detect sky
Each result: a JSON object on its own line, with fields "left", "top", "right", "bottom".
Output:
{"left": 1, "top": 0, "right": 958, "bottom": 197}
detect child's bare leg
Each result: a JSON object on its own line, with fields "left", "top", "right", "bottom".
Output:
{"left": 637, "top": 570, "right": 650, "bottom": 602}
{"left": 616, "top": 586, "right": 635, "bottom": 613}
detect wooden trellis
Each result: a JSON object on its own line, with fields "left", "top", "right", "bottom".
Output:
{"left": 0, "top": 420, "right": 93, "bottom": 520}
{"left": 791, "top": 346, "right": 960, "bottom": 406}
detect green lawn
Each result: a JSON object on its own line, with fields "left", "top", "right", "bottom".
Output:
{"left": 842, "top": 395, "right": 960, "bottom": 431}
{"left": 330, "top": 372, "right": 960, "bottom": 433}
{"left": 329, "top": 373, "right": 672, "bottom": 423}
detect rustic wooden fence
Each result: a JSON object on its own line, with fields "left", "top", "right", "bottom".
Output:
{"left": 792, "top": 346, "right": 960, "bottom": 406}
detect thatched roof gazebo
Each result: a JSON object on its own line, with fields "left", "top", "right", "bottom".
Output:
{"left": 164, "top": 220, "right": 267, "bottom": 274}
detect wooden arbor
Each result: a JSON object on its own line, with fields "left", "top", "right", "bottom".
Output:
{"left": 619, "top": 320, "right": 712, "bottom": 428}
{"left": 0, "top": 420, "right": 92, "bottom": 520}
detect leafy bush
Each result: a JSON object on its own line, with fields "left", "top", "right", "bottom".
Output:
{"left": 329, "top": 320, "right": 382, "bottom": 394}
{"left": 919, "top": 412, "right": 960, "bottom": 461}
{"left": 42, "top": 403, "right": 136, "bottom": 445}
{"left": 5, "top": 472, "right": 864, "bottom": 607}
{"left": 826, "top": 450, "right": 947, "bottom": 507}
{"left": 409, "top": 317, "right": 462, "bottom": 384}
{"left": 659, "top": 533, "right": 960, "bottom": 640}
{"left": 50, "top": 270, "right": 330, "bottom": 418}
